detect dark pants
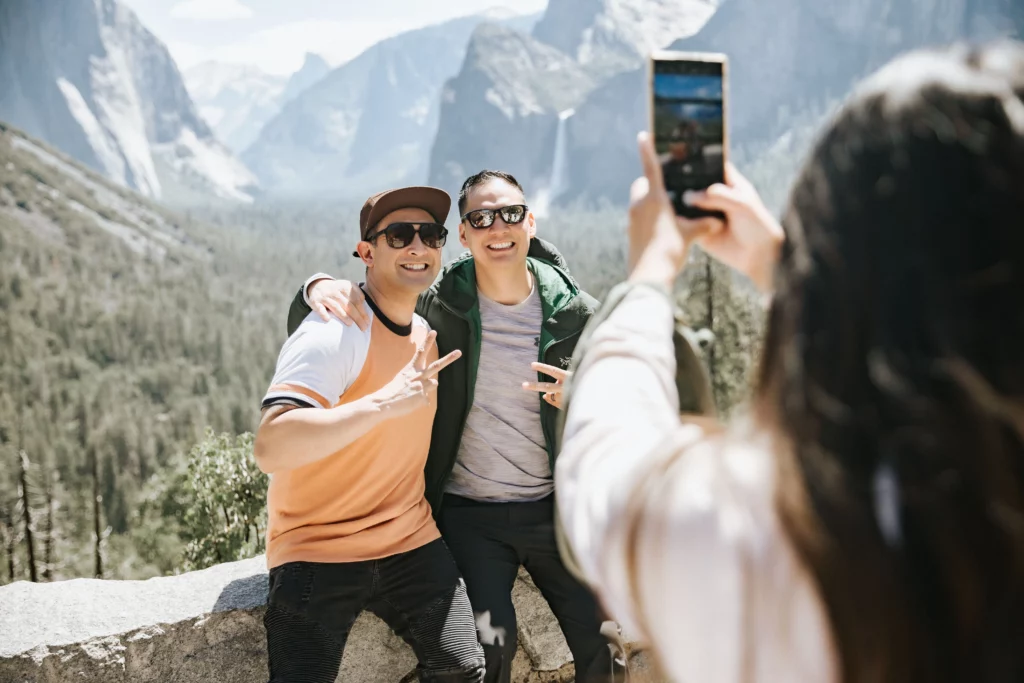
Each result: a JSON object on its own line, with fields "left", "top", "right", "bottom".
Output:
{"left": 439, "top": 495, "right": 622, "bottom": 683}
{"left": 264, "top": 538, "right": 486, "bottom": 682}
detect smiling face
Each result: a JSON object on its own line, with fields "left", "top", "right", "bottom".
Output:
{"left": 357, "top": 207, "right": 442, "bottom": 297}
{"left": 458, "top": 178, "right": 536, "bottom": 274}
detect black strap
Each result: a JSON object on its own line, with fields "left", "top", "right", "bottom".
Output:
{"left": 360, "top": 284, "right": 412, "bottom": 337}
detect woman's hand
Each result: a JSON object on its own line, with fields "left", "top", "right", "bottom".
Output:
{"left": 626, "top": 132, "right": 784, "bottom": 292}
{"left": 627, "top": 132, "right": 703, "bottom": 287}
{"left": 682, "top": 164, "right": 783, "bottom": 292}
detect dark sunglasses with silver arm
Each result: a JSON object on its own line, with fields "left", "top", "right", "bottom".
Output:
{"left": 364, "top": 222, "right": 448, "bottom": 249}
{"left": 460, "top": 204, "right": 529, "bottom": 229}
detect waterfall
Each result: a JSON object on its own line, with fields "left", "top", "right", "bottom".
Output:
{"left": 532, "top": 108, "right": 575, "bottom": 218}
{"left": 549, "top": 108, "right": 574, "bottom": 201}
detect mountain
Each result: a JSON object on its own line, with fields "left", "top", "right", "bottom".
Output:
{"left": 671, "top": 0, "right": 1024, "bottom": 146}
{"left": 279, "top": 53, "right": 331, "bottom": 106}
{"left": 555, "top": 0, "right": 1024, "bottom": 207}
{"left": 427, "top": 0, "right": 714, "bottom": 209}
{"left": 242, "top": 12, "right": 543, "bottom": 200}
{"left": 427, "top": 23, "right": 596, "bottom": 210}
{"left": 532, "top": 0, "right": 718, "bottom": 75}
{"left": 184, "top": 63, "right": 287, "bottom": 154}
{"left": 184, "top": 53, "right": 330, "bottom": 155}
{"left": 481, "top": 6, "right": 545, "bottom": 33}
{"left": 0, "top": 0, "right": 258, "bottom": 204}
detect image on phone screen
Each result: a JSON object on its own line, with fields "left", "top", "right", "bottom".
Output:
{"left": 652, "top": 55, "right": 726, "bottom": 218}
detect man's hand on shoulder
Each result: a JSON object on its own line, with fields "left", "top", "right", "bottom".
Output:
{"left": 309, "top": 279, "right": 371, "bottom": 331}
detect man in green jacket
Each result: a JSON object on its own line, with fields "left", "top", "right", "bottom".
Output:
{"left": 286, "top": 171, "right": 622, "bottom": 682}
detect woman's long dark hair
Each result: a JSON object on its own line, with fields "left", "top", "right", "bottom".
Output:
{"left": 758, "top": 42, "right": 1024, "bottom": 682}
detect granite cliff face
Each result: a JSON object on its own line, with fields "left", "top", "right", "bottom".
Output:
{"left": 672, "top": 0, "right": 1023, "bottom": 145}
{"left": 427, "top": 23, "right": 597, "bottom": 206}
{"left": 532, "top": 0, "right": 718, "bottom": 75}
{"left": 0, "top": 0, "right": 258, "bottom": 203}
{"left": 278, "top": 52, "right": 332, "bottom": 107}
{"left": 184, "top": 54, "right": 330, "bottom": 155}
{"left": 242, "top": 13, "right": 539, "bottom": 200}
{"left": 555, "top": 0, "right": 1024, "bottom": 207}
{"left": 427, "top": 0, "right": 716, "bottom": 207}
{"left": 184, "top": 63, "right": 287, "bottom": 155}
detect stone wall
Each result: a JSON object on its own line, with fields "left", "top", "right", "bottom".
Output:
{"left": 0, "top": 556, "right": 656, "bottom": 682}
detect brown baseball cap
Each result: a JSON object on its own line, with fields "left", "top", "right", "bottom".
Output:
{"left": 353, "top": 186, "right": 451, "bottom": 257}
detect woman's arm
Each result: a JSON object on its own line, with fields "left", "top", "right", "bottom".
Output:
{"left": 556, "top": 281, "right": 831, "bottom": 682}
{"left": 556, "top": 283, "right": 690, "bottom": 631}
{"left": 556, "top": 133, "right": 798, "bottom": 681}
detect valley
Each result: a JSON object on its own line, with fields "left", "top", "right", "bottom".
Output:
{"left": 0, "top": 0, "right": 1021, "bottom": 582}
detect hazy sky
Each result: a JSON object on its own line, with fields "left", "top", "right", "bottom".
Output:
{"left": 120, "top": 0, "right": 549, "bottom": 76}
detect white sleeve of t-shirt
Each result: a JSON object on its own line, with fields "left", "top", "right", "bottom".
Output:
{"left": 262, "top": 306, "right": 373, "bottom": 409}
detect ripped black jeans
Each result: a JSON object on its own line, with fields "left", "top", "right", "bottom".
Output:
{"left": 439, "top": 495, "right": 623, "bottom": 683}
{"left": 264, "top": 538, "right": 486, "bottom": 682}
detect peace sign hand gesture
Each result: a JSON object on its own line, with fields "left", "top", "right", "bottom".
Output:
{"left": 373, "top": 331, "right": 461, "bottom": 418}
{"left": 522, "top": 362, "right": 571, "bottom": 410}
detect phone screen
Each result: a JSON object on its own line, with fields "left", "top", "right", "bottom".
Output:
{"left": 652, "top": 55, "right": 726, "bottom": 218}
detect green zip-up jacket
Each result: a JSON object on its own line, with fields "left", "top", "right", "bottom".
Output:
{"left": 285, "top": 238, "right": 598, "bottom": 517}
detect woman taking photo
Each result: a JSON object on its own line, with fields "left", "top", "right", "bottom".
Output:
{"left": 556, "top": 41, "right": 1024, "bottom": 682}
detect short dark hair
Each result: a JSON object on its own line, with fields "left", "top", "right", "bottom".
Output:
{"left": 458, "top": 170, "right": 525, "bottom": 217}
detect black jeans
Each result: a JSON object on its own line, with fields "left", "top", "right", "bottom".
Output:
{"left": 438, "top": 495, "right": 622, "bottom": 683}
{"left": 264, "top": 538, "right": 486, "bottom": 682}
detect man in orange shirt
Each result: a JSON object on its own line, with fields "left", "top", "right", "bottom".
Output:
{"left": 254, "top": 187, "right": 486, "bottom": 682}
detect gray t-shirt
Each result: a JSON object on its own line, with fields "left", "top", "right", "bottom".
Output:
{"left": 446, "top": 285, "right": 553, "bottom": 502}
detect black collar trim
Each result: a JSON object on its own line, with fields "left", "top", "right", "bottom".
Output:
{"left": 360, "top": 285, "right": 413, "bottom": 337}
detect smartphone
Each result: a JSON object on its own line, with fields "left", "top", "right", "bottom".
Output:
{"left": 649, "top": 50, "right": 728, "bottom": 219}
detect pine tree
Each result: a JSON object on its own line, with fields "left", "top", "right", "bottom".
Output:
{"left": 17, "top": 450, "right": 37, "bottom": 582}
{"left": 43, "top": 469, "right": 56, "bottom": 581}
{"left": 1, "top": 502, "right": 14, "bottom": 583}
{"left": 89, "top": 445, "right": 103, "bottom": 579}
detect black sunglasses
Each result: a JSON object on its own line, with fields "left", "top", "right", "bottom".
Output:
{"left": 363, "top": 222, "right": 448, "bottom": 250}
{"left": 461, "top": 204, "right": 528, "bottom": 229}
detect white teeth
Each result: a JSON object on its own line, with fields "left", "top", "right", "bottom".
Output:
{"left": 402, "top": 264, "right": 427, "bottom": 270}
{"left": 488, "top": 242, "right": 513, "bottom": 250}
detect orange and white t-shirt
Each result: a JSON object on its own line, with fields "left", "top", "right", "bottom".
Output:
{"left": 261, "top": 302, "right": 440, "bottom": 569}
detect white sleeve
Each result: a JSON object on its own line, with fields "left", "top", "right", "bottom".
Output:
{"left": 555, "top": 285, "right": 685, "bottom": 637}
{"left": 556, "top": 286, "right": 834, "bottom": 682}
{"left": 262, "top": 310, "right": 371, "bottom": 409}
{"left": 302, "top": 272, "right": 336, "bottom": 308}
